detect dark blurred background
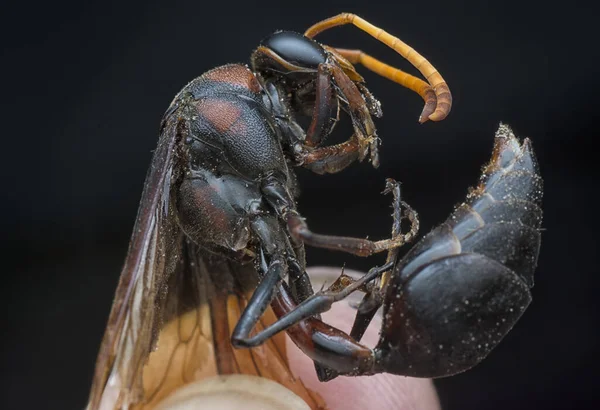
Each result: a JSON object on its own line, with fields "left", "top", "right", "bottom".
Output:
{"left": 2, "top": 0, "right": 598, "bottom": 409}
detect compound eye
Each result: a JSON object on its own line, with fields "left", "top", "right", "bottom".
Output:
{"left": 261, "top": 31, "right": 327, "bottom": 69}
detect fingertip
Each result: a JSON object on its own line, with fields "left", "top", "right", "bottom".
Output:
{"left": 285, "top": 293, "right": 440, "bottom": 410}
{"left": 287, "top": 336, "right": 440, "bottom": 410}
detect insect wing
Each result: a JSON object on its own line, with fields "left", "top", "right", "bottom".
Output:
{"left": 87, "top": 110, "right": 183, "bottom": 410}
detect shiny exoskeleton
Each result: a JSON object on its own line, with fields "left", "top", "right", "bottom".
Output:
{"left": 170, "top": 47, "right": 416, "bottom": 375}
{"left": 166, "top": 19, "right": 454, "bottom": 374}
{"left": 87, "top": 13, "right": 538, "bottom": 410}
{"left": 243, "top": 124, "right": 542, "bottom": 380}
{"left": 375, "top": 124, "right": 542, "bottom": 377}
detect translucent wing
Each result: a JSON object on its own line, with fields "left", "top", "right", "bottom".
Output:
{"left": 87, "top": 106, "right": 184, "bottom": 410}
{"left": 138, "top": 248, "right": 326, "bottom": 409}
{"left": 87, "top": 103, "right": 325, "bottom": 410}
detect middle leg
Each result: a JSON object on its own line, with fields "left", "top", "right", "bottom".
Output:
{"left": 286, "top": 201, "right": 418, "bottom": 257}
{"left": 261, "top": 174, "right": 419, "bottom": 257}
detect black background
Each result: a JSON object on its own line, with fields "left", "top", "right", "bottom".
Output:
{"left": 3, "top": 0, "right": 599, "bottom": 409}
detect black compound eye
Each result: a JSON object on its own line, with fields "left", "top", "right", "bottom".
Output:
{"left": 261, "top": 31, "right": 327, "bottom": 69}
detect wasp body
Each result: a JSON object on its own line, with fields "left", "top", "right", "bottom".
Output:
{"left": 87, "top": 13, "right": 540, "bottom": 410}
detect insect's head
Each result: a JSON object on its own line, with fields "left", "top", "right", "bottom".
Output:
{"left": 253, "top": 31, "right": 327, "bottom": 75}
{"left": 251, "top": 31, "right": 381, "bottom": 118}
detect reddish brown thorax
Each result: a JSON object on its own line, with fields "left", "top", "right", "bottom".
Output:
{"left": 203, "top": 64, "right": 262, "bottom": 94}
{"left": 195, "top": 98, "right": 245, "bottom": 135}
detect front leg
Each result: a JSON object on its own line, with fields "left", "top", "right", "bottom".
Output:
{"left": 301, "top": 136, "right": 360, "bottom": 174}
{"left": 270, "top": 63, "right": 359, "bottom": 174}
{"left": 261, "top": 67, "right": 339, "bottom": 161}
{"left": 286, "top": 202, "right": 418, "bottom": 257}
{"left": 261, "top": 174, "right": 419, "bottom": 257}
{"left": 298, "top": 62, "right": 380, "bottom": 172}
{"left": 303, "top": 63, "right": 339, "bottom": 148}
{"left": 270, "top": 62, "right": 377, "bottom": 174}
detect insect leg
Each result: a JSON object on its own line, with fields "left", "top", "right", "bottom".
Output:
{"left": 302, "top": 136, "right": 360, "bottom": 174}
{"left": 330, "top": 64, "right": 375, "bottom": 139}
{"left": 235, "top": 262, "right": 400, "bottom": 380}
{"left": 298, "top": 63, "right": 375, "bottom": 174}
{"left": 330, "top": 64, "right": 380, "bottom": 166}
{"left": 286, "top": 202, "right": 418, "bottom": 257}
{"left": 303, "top": 63, "right": 338, "bottom": 148}
{"left": 286, "top": 241, "right": 337, "bottom": 380}
{"left": 231, "top": 256, "right": 285, "bottom": 348}
{"left": 233, "top": 261, "right": 393, "bottom": 347}
{"left": 231, "top": 212, "right": 293, "bottom": 348}
{"left": 319, "top": 180, "right": 404, "bottom": 381}
{"left": 287, "top": 257, "right": 314, "bottom": 302}
{"left": 271, "top": 279, "right": 375, "bottom": 376}
{"left": 349, "top": 179, "right": 404, "bottom": 340}
{"left": 262, "top": 174, "right": 418, "bottom": 257}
